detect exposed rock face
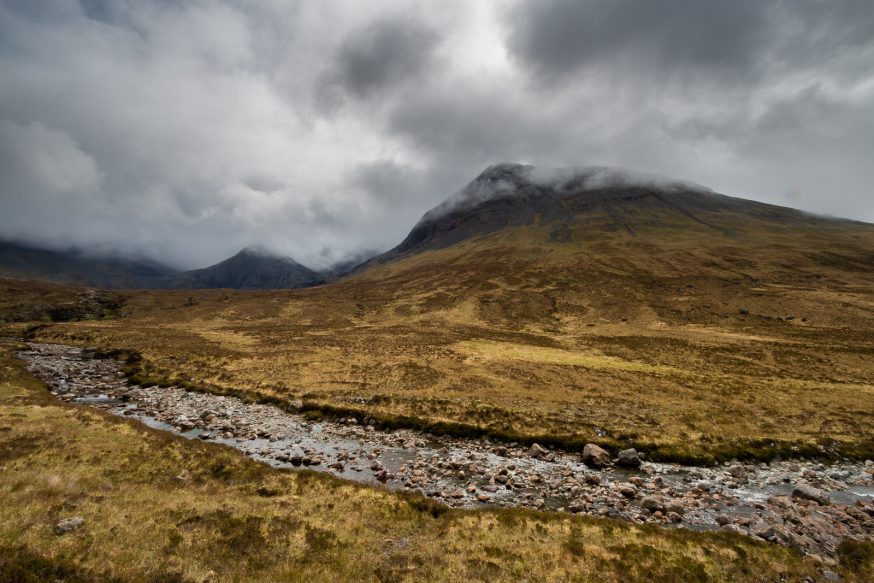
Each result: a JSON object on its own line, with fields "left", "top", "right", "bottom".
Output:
{"left": 582, "top": 444, "right": 611, "bottom": 468}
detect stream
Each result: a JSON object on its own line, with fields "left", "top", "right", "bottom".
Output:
{"left": 17, "top": 342, "right": 874, "bottom": 562}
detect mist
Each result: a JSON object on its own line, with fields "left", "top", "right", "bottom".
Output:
{"left": 1, "top": 1, "right": 873, "bottom": 269}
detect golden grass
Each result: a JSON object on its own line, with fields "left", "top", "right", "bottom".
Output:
{"left": 0, "top": 342, "right": 840, "bottom": 582}
{"left": 7, "top": 213, "right": 874, "bottom": 462}
{"left": 456, "top": 340, "right": 683, "bottom": 375}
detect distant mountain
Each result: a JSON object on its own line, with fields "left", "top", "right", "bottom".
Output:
{"left": 170, "top": 247, "right": 325, "bottom": 290}
{"left": 0, "top": 240, "right": 178, "bottom": 289}
{"left": 0, "top": 241, "right": 325, "bottom": 290}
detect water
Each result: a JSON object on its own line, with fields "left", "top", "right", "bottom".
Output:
{"left": 17, "top": 342, "right": 874, "bottom": 558}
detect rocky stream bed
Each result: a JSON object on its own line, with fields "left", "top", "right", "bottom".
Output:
{"left": 18, "top": 343, "right": 874, "bottom": 568}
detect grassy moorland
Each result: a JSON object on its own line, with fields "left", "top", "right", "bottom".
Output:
{"left": 19, "top": 209, "right": 874, "bottom": 465}
{"left": 5, "top": 339, "right": 871, "bottom": 582}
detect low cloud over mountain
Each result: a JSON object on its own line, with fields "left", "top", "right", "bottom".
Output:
{"left": 1, "top": 1, "right": 873, "bottom": 270}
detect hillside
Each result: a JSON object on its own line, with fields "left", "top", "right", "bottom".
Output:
{"left": 358, "top": 163, "right": 872, "bottom": 278}
{"left": 25, "top": 164, "right": 874, "bottom": 464}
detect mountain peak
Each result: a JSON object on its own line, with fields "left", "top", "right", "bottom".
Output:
{"left": 173, "top": 247, "right": 324, "bottom": 290}
{"left": 356, "top": 163, "right": 830, "bottom": 269}
{"left": 427, "top": 163, "right": 713, "bottom": 224}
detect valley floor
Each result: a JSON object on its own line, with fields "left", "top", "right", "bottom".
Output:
{"left": 2, "top": 338, "right": 873, "bottom": 582}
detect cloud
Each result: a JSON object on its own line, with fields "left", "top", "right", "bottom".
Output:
{"left": 506, "top": 0, "right": 770, "bottom": 82}
{"left": 320, "top": 15, "right": 441, "bottom": 104}
{"left": 0, "top": 0, "right": 872, "bottom": 271}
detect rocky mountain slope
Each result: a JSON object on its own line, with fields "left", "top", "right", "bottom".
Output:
{"left": 357, "top": 163, "right": 872, "bottom": 272}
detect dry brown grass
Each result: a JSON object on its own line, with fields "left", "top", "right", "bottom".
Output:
{"left": 8, "top": 208, "right": 874, "bottom": 462}
{"left": 0, "top": 341, "right": 845, "bottom": 582}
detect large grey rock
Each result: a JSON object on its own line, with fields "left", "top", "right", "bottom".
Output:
{"left": 792, "top": 483, "right": 830, "bottom": 505}
{"left": 616, "top": 448, "right": 641, "bottom": 468}
{"left": 582, "top": 443, "right": 611, "bottom": 468}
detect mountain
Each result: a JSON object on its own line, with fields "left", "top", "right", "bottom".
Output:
{"left": 340, "top": 162, "right": 874, "bottom": 332}
{"left": 170, "top": 247, "right": 325, "bottom": 290}
{"left": 0, "top": 240, "right": 178, "bottom": 289}
{"left": 358, "top": 163, "right": 870, "bottom": 269}
{"left": 0, "top": 241, "right": 324, "bottom": 290}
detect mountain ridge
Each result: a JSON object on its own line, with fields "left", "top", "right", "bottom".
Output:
{"left": 351, "top": 163, "right": 869, "bottom": 275}
{"left": 0, "top": 241, "right": 325, "bottom": 290}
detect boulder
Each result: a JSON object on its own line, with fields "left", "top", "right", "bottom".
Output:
{"left": 616, "top": 448, "right": 642, "bottom": 468}
{"left": 792, "top": 483, "right": 830, "bottom": 505}
{"left": 641, "top": 496, "right": 665, "bottom": 513}
{"left": 582, "top": 444, "right": 611, "bottom": 468}
{"left": 618, "top": 484, "right": 638, "bottom": 498}
{"left": 528, "top": 443, "right": 548, "bottom": 457}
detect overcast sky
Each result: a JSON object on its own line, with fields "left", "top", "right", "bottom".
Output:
{"left": 1, "top": 0, "right": 873, "bottom": 269}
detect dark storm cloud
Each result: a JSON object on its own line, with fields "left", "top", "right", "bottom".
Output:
{"left": 507, "top": 0, "right": 770, "bottom": 81}
{"left": 0, "top": 0, "right": 872, "bottom": 271}
{"left": 506, "top": 0, "right": 874, "bottom": 83}
{"left": 324, "top": 16, "right": 441, "bottom": 101}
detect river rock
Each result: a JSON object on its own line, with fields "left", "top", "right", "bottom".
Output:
{"left": 618, "top": 484, "right": 638, "bottom": 498}
{"left": 616, "top": 448, "right": 642, "bottom": 468}
{"left": 582, "top": 444, "right": 611, "bottom": 468}
{"left": 528, "top": 443, "right": 548, "bottom": 457}
{"left": 792, "top": 483, "right": 830, "bottom": 505}
{"left": 641, "top": 496, "right": 664, "bottom": 513}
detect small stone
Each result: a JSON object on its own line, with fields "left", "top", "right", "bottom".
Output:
{"left": 715, "top": 514, "right": 731, "bottom": 526}
{"left": 54, "top": 517, "right": 85, "bottom": 535}
{"left": 584, "top": 473, "right": 601, "bottom": 486}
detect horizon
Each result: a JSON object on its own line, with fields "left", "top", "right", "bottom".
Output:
{"left": 2, "top": 1, "right": 873, "bottom": 270}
